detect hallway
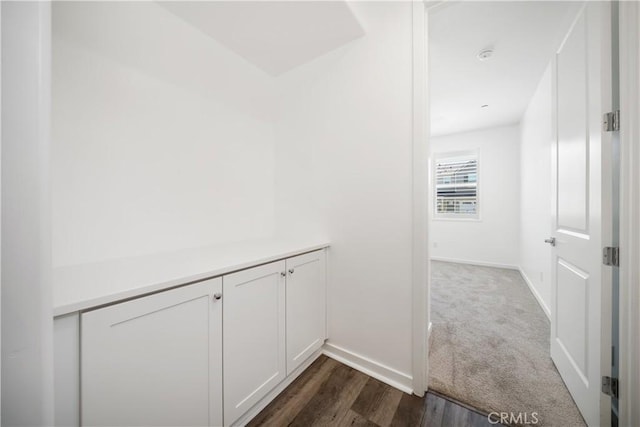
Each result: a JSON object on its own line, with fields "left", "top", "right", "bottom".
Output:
{"left": 429, "top": 261, "right": 585, "bottom": 426}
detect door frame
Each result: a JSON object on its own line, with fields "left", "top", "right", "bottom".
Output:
{"left": 411, "top": 0, "right": 429, "bottom": 397}
{"left": 412, "top": 0, "right": 460, "bottom": 398}
{"left": 617, "top": 1, "right": 640, "bottom": 426}
{"left": 1, "top": 2, "right": 55, "bottom": 425}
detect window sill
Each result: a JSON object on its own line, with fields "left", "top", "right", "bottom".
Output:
{"left": 432, "top": 216, "right": 481, "bottom": 222}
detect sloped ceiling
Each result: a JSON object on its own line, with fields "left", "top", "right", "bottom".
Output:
{"left": 159, "top": 1, "right": 365, "bottom": 76}
{"left": 429, "top": 1, "right": 582, "bottom": 137}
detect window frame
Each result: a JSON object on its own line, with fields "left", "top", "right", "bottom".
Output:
{"left": 432, "top": 150, "right": 481, "bottom": 221}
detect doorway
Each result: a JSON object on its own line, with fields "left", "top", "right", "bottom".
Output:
{"left": 424, "top": 2, "right": 616, "bottom": 426}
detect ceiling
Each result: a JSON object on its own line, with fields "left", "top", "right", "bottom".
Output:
{"left": 429, "top": 1, "right": 581, "bottom": 137}
{"left": 159, "top": 1, "right": 364, "bottom": 76}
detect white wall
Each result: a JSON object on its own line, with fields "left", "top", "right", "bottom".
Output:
{"left": 51, "top": 0, "right": 419, "bottom": 392}
{"left": 519, "top": 64, "right": 553, "bottom": 316}
{"left": 430, "top": 125, "right": 520, "bottom": 268}
{"left": 274, "top": 2, "right": 415, "bottom": 387}
{"left": 2, "top": 2, "right": 54, "bottom": 424}
{"left": 52, "top": 2, "right": 277, "bottom": 267}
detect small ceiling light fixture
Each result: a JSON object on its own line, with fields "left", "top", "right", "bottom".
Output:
{"left": 477, "top": 48, "right": 493, "bottom": 61}
{"left": 481, "top": 104, "right": 489, "bottom": 108}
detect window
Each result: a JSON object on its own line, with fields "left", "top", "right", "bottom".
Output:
{"left": 434, "top": 152, "right": 479, "bottom": 218}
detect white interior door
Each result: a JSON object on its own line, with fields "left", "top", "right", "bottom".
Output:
{"left": 550, "top": 3, "right": 612, "bottom": 426}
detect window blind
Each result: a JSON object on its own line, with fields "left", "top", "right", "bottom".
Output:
{"left": 435, "top": 156, "right": 478, "bottom": 216}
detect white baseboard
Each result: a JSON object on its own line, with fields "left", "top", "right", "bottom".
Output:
{"left": 233, "top": 348, "right": 324, "bottom": 426}
{"left": 518, "top": 267, "right": 551, "bottom": 320}
{"left": 322, "top": 342, "right": 413, "bottom": 395}
{"left": 430, "top": 256, "right": 519, "bottom": 270}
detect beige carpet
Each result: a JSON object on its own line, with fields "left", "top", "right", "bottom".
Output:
{"left": 429, "top": 261, "right": 586, "bottom": 427}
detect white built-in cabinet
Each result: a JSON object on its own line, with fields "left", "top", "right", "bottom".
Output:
{"left": 223, "top": 250, "right": 326, "bottom": 425}
{"left": 285, "top": 250, "right": 327, "bottom": 375}
{"left": 81, "top": 278, "right": 223, "bottom": 427}
{"left": 74, "top": 248, "right": 326, "bottom": 427}
{"left": 223, "top": 261, "right": 287, "bottom": 424}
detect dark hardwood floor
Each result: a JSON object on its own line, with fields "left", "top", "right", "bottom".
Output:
{"left": 248, "top": 355, "right": 499, "bottom": 427}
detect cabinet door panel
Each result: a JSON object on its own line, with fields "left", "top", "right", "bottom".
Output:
{"left": 223, "top": 261, "right": 286, "bottom": 425}
{"left": 81, "top": 278, "right": 222, "bottom": 427}
{"left": 286, "top": 250, "right": 327, "bottom": 375}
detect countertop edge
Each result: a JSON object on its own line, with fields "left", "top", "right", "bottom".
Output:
{"left": 53, "top": 241, "right": 330, "bottom": 317}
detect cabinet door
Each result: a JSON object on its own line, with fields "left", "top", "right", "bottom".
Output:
{"left": 286, "top": 249, "right": 327, "bottom": 375}
{"left": 81, "top": 278, "right": 222, "bottom": 427}
{"left": 223, "top": 261, "right": 286, "bottom": 425}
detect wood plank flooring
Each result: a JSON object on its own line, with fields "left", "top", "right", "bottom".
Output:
{"left": 248, "top": 355, "right": 499, "bottom": 427}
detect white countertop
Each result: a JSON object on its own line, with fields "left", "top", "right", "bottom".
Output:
{"left": 53, "top": 238, "right": 330, "bottom": 316}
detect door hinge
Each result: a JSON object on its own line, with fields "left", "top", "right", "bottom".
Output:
{"left": 603, "top": 247, "right": 619, "bottom": 266}
{"left": 602, "top": 376, "right": 619, "bottom": 399}
{"left": 603, "top": 110, "right": 620, "bottom": 132}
